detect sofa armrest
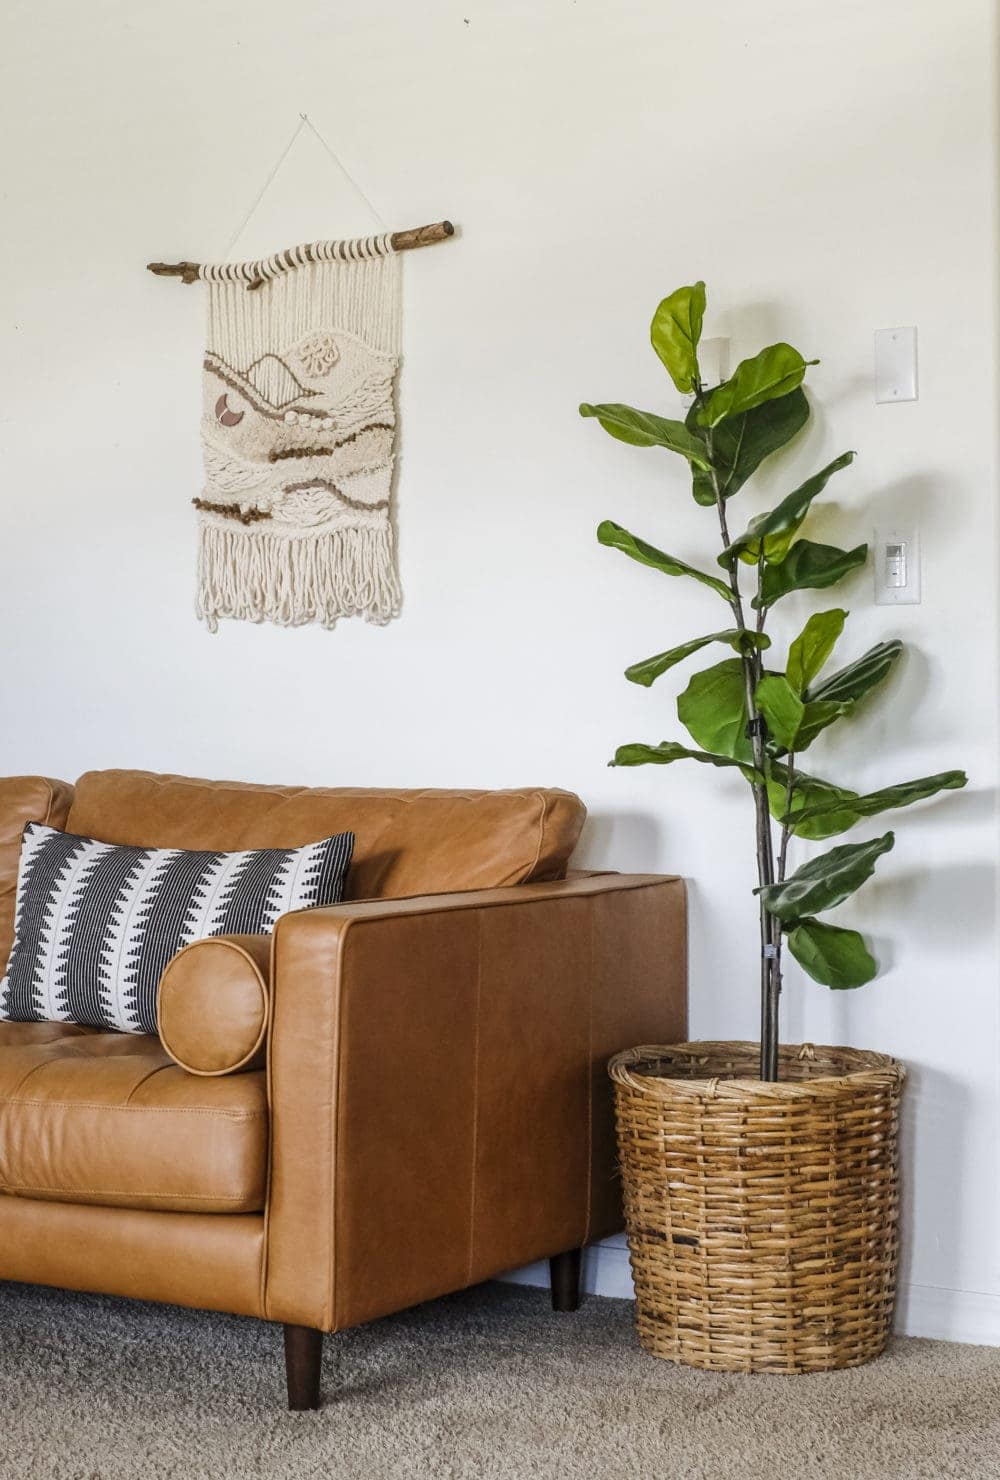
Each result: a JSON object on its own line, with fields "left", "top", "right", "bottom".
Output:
{"left": 264, "top": 873, "right": 686, "bottom": 1332}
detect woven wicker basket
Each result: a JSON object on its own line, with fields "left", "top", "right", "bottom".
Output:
{"left": 609, "top": 1041, "right": 905, "bottom": 1374}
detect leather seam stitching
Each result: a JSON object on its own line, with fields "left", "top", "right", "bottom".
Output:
{"left": 41, "top": 778, "right": 58, "bottom": 827}
{"left": 123, "top": 1063, "right": 174, "bottom": 1104}
{"left": 7, "top": 1058, "right": 66, "bottom": 1099}
{"left": 0, "top": 1183, "right": 259, "bottom": 1202}
{"left": 0, "top": 1099, "right": 265, "bottom": 1118}
{"left": 329, "top": 922, "right": 347, "bottom": 1331}
{"left": 527, "top": 791, "right": 547, "bottom": 881}
{"left": 260, "top": 928, "right": 278, "bottom": 1320}
{"left": 75, "top": 773, "right": 571, "bottom": 808}
{"left": 280, "top": 877, "right": 680, "bottom": 929}
{"left": 158, "top": 936, "right": 268, "bottom": 1074}
{"left": 583, "top": 899, "right": 594, "bottom": 1246}
{"left": 466, "top": 913, "right": 483, "bottom": 1286}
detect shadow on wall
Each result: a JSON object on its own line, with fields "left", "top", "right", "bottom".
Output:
{"left": 860, "top": 854, "right": 996, "bottom": 961}
{"left": 780, "top": 855, "right": 995, "bottom": 1048}
{"left": 897, "top": 1059, "right": 970, "bottom": 1298}
{"left": 575, "top": 811, "right": 664, "bottom": 874}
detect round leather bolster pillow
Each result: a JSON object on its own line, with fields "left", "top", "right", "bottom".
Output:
{"left": 157, "top": 934, "right": 271, "bottom": 1076}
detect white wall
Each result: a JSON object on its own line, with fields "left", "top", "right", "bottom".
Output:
{"left": 2, "top": 0, "right": 997, "bottom": 1342}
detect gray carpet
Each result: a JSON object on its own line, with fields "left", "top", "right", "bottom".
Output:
{"left": 2, "top": 1281, "right": 998, "bottom": 1480}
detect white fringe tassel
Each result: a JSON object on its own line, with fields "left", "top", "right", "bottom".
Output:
{"left": 197, "top": 522, "right": 402, "bottom": 632}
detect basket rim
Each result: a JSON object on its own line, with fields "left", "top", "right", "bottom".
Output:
{"left": 609, "top": 1040, "right": 905, "bottom": 1101}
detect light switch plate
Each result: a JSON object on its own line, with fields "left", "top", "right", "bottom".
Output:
{"left": 874, "top": 525, "right": 920, "bottom": 604}
{"left": 875, "top": 327, "right": 918, "bottom": 404}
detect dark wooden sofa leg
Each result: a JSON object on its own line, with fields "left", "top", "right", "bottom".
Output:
{"left": 284, "top": 1324, "right": 323, "bottom": 1410}
{"left": 549, "top": 1248, "right": 582, "bottom": 1312}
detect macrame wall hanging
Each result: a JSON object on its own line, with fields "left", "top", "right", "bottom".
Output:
{"left": 149, "top": 116, "right": 454, "bottom": 632}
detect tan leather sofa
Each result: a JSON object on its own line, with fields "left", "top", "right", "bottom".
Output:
{"left": 0, "top": 770, "right": 687, "bottom": 1408}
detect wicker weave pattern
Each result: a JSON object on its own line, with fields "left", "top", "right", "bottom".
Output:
{"left": 610, "top": 1041, "right": 905, "bottom": 1374}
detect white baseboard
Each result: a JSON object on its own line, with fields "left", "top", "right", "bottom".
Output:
{"left": 895, "top": 1281, "right": 1000, "bottom": 1345}
{"left": 500, "top": 1239, "right": 633, "bottom": 1301}
{"left": 500, "top": 1243, "right": 1000, "bottom": 1347}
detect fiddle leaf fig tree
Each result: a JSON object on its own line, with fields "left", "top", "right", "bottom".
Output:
{"left": 581, "top": 282, "right": 967, "bottom": 1080}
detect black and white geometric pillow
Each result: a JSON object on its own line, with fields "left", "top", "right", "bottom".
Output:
{"left": 0, "top": 822, "right": 354, "bottom": 1035}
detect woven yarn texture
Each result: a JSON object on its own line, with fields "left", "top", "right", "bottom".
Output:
{"left": 196, "top": 236, "right": 402, "bottom": 630}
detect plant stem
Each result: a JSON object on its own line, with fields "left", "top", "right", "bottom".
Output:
{"left": 702, "top": 420, "right": 779, "bottom": 1081}
{"left": 755, "top": 567, "right": 782, "bottom": 1081}
{"left": 766, "top": 752, "right": 795, "bottom": 1071}
{"left": 777, "top": 756, "right": 795, "bottom": 884}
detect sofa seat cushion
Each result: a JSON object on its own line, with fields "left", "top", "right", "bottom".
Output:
{"left": 0, "top": 1023, "right": 267, "bottom": 1213}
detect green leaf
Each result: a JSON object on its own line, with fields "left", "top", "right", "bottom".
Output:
{"left": 786, "top": 803, "right": 865, "bottom": 841}
{"left": 792, "top": 699, "right": 854, "bottom": 752}
{"left": 677, "top": 658, "right": 752, "bottom": 762}
{"left": 696, "top": 344, "right": 817, "bottom": 429}
{"left": 765, "top": 624, "right": 893, "bottom": 756}
{"left": 756, "top": 680, "right": 851, "bottom": 757}
{"left": 579, "top": 403, "right": 712, "bottom": 468}
{"left": 765, "top": 765, "right": 859, "bottom": 833}
{"left": 650, "top": 282, "right": 706, "bottom": 394}
{"left": 611, "top": 740, "right": 760, "bottom": 774}
{"left": 625, "top": 629, "right": 770, "bottom": 687}
{"left": 755, "top": 675, "right": 804, "bottom": 751}
{"left": 787, "top": 610, "right": 847, "bottom": 693}
{"left": 788, "top": 770, "right": 968, "bottom": 837}
{"left": 786, "top": 919, "right": 877, "bottom": 989}
{"left": 597, "top": 521, "right": 733, "bottom": 601}
{"left": 757, "top": 832, "right": 894, "bottom": 920}
{"left": 754, "top": 540, "right": 869, "bottom": 610}
{"left": 688, "top": 389, "right": 810, "bottom": 505}
{"left": 806, "top": 640, "right": 902, "bottom": 705}
{"left": 720, "top": 453, "right": 856, "bottom": 566}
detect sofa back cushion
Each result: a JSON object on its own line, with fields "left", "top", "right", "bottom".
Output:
{"left": 66, "top": 771, "right": 586, "bottom": 900}
{"left": 0, "top": 777, "right": 73, "bottom": 973}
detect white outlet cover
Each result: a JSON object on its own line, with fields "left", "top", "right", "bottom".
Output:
{"left": 875, "top": 327, "right": 918, "bottom": 404}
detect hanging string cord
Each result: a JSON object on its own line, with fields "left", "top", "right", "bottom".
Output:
{"left": 147, "top": 114, "right": 453, "bottom": 284}
{"left": 220, "top": 115, "right": 309, "bottom": 260}
{"left": 221, "top": 112, "right": 387, "bottom": 263}
{"left": 299, "top": 114, "right": 388, "bottom": 229}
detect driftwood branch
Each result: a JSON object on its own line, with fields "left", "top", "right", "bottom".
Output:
{"left": 148, "top": 220, "right": 455, "bottom": 289}
{"left": 388, "top": 221, "right": 455, "bottom": 251}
